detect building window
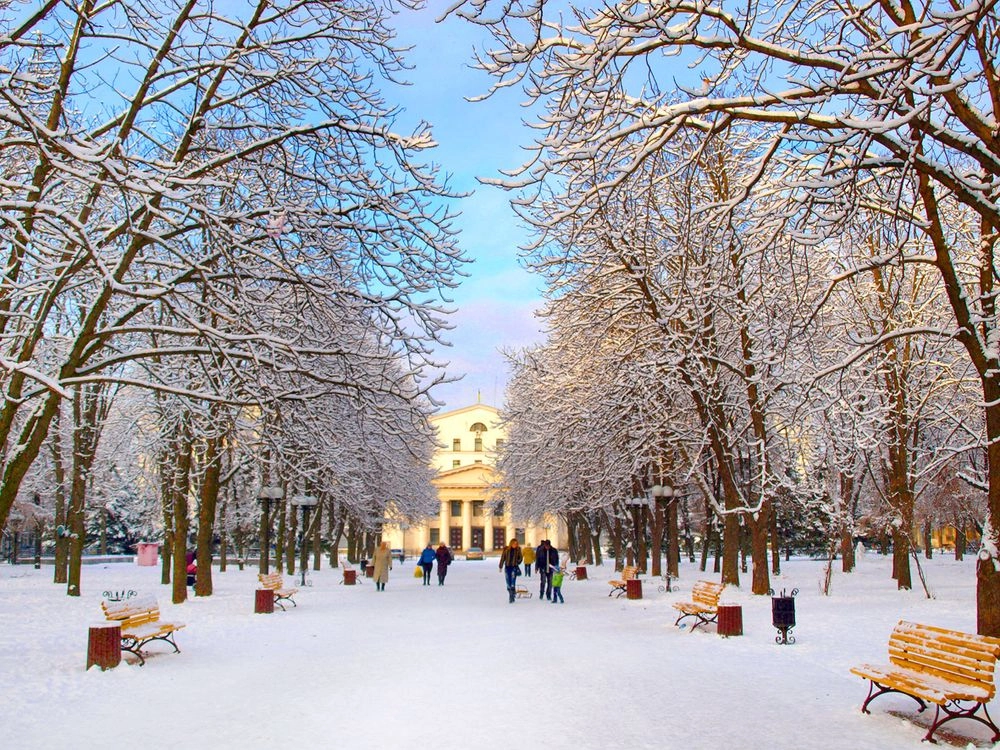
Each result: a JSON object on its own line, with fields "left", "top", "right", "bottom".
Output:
{"left": 429, "top": 528, "right": 440, "bottom": 544}
{"left": 450, "top": 501, "right": 462, "bottom": 517}
{"left": 493, "top": 502, "right": 505, "bottom": 517}
{"left": 495, "top": 438, "right": 505, "bottom": 450}
{"left": 474, "top": 436, "right": 483, "bottom": 452}
{"left": 515, "top": 528, "right": 525, "bottom": 545}
{"left": 453, "top": 438, "right": 461, "bottom": 451}
{"left": 475, "top": 459, "right": 483, "bottom": 464}
{"left": 472, "top": 501, "right": 484, "bottom": 517}
{"left": 452, "top": 460, "right": 460, "bottom": 468}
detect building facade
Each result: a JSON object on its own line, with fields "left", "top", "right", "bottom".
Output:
{"left": 384, "top": 403, "right": 564, "bottom": 557}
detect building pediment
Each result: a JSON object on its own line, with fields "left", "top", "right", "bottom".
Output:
{"left": 433, "top": 462, "right": 496, "bottom": 489}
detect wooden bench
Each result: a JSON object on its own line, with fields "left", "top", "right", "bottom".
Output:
{"left": 671, "top": 580, "right": 725, "bottom": 631}
{"left": 608, "top": 566, "right": 639, "bottom": 597}
{"left": 850, "top": 620, "right": 1000, "bottom": 743}
{"left": 101, "top": 595, "right": 185, "bottom": 666}
{"left": 258, "top": 572, "right": 298, "bottom": 610}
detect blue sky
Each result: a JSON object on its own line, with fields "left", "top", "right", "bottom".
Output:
{"left": 389, "top": 2, "right": 547, "bottom": 412}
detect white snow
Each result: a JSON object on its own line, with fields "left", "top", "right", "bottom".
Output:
{"left": 1, "top": 554, "right": 996, "bottom": 749}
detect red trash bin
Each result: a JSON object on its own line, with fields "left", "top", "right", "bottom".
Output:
{"left": 87, "top": 622, "right": 121, "bottom": 671}
{"left": 343, "top": 569, "right": 357, "bottom": 585}
{"left": 365, "top": 565, "right": 375, "bottom": 578}
{"left": 717, "top": 604, "right": 743, "bottom": 637}
{"left": 626, "top": 578, "right": 643, "bottom": 600}
{"left": 575, "top": 566, "right": 588, "bottom": 580}
{"left": 255, "top": 588, "right": 274, "bottom": 614}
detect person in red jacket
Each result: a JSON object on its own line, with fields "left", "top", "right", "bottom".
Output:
{"left": 434, "top": 542, "right": 453, "bottom": 585}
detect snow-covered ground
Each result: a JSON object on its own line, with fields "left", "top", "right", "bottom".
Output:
{"left": 1, "top": 551, "right": 995, "bottom": 749}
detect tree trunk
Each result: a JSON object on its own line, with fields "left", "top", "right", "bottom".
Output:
{"left": 51, "top": 408, "right": 69, "bottom": 585}
{"left": 650, "top": 500, "right": 664, "bottom": 578}
{"left": 841, "top": 527, "right": 855, "bottom": 573}
{"left": 892, "top": 527, "right": 912, "bottom": 590}
{"left": 170, "top": 417, "right": 193, "bottom": 605}
{"left": 722, "top": 512, "right": 740, "bottom": 586}
{"left": 194, "top": 432, "right": 221, "bottom": 597}
{"left": 667, "top": 500, "right": 679, "bottom": 578}
{"left": 769, "top": 504, "right": 780, "bottom": 576}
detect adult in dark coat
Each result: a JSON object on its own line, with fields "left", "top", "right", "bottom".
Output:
{"left": 536, "top": 539, "right": 559, "bottom": 600}
{"left": 435, "top": 542, "right": 453, "bottom": 585}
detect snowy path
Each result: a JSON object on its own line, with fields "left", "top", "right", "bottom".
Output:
{"left": 0, "top": 555, "right": 993, "bottom": 749}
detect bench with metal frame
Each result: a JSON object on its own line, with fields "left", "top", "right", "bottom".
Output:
{"left": 608, "top": 566, "right": 639, "bottom": 598}
{"left": 850, "top": 620, "right": 1000, "bottom": 743}
{"left": 101, "top": 594, "right": 185, "bottom": 666}
{"left": 671, "top": 580, "right": 725, "bottom": 631}
{"left": 258, "top": 572, "right": 299, "bottom": 610}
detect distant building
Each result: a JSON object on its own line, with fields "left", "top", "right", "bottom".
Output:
{"left": 383, "top": 403, "right": 564, "bottom": 557}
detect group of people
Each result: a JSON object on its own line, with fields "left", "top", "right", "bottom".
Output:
{"left": 418, "top": 541, "right": 454, "bottom": 585}
{"left": 371, "top": 540, "right": 455, "bottom": 590}
{"left": 369, "top": 538, "right": 566, "bottom": 605}
{"left": 498, "top": 538, "right": 564, "bottom": 604}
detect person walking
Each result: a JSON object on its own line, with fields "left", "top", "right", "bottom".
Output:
{"left": 418, "top": 543, "right": 436, "bottom": 586}
{"left": 498, "top": 539, "right": 523, "bottom": 603}
{"left": 435, "top": 541, "right": 453, "bottom": 585}
{"left": 550, "top": 563, "right": 565, "bottom": 604}
{"left": 373, "top": 541, "right": 392, "bottom": 591}
{"left": 521, "top": 544, "right": 535, "bottom": 578}
{"left": 537, "top": 539, "right": 559, "bottom": 600}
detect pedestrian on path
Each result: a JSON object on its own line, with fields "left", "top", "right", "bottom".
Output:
{"left": 521, "top": 544, "right": 535, "bottom": 577}
{"left": 418, "top": 543, "right": 436, "bottom": 586}
{"left": 373, "top": 541, "right": 392, "bottom": 591}
{"left": 536, "top": 540, "right": 559, "bottom": 600}
{"left": 550, "top": 563, "right": 565, "bottom": 604}
{"left": 499, "top": 539, "right": 523, "bottom": 603}
{"left": 435, "top": 541, "right": 453, "bottom": 585}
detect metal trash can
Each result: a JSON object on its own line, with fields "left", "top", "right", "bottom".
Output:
{"left": 770, "top": 588, "right": 798, "bottom": 644}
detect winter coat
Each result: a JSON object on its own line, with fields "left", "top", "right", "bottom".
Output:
{"left": 372, "top": 545, "right": 392, "bottom": 584}
{"left": 498, "top": 545, "right": 523, "bottom": 569}
{"left": 435, "top": 545, "right": 453, "bottom": 570}
{"left": 522, "top": 547, "right": 536, "bottom": 566}
{"left": 419, "top": 547, "right": 436, "bottom": 567}
{"left": 552, "top": 569, "right": 565, "bottom": 588}
{"left": 536, "top": 544, "right": 559, "bottom": 573}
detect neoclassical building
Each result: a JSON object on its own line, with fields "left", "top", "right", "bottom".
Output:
{"left": 384, "top": 403, "right": 564, "bottom": 557}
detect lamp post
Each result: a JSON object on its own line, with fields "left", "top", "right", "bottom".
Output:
{"left": 289, "top": 495, "right": 317, "bottom": 586}
{"left": 258, "top": 486, "right": 283, "bottom": 575}
{"left": 650, "top": 485, "right": 677, "bottom": 582}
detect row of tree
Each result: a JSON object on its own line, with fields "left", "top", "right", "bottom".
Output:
{"left": 457, "top": 0, "right": 1000, "bottom": 632}
{"left": 0, "top": 1, "right": 463, "bottom": 600}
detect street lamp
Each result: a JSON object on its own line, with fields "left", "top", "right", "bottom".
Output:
{"left": 289, "top": 495, "right": 317, "bottom": 586}
{"left": 258, "top": 486, "right": 283, "bottom": 575}
{"left": 650, "top": 485, "right": 677, "bottom": 583}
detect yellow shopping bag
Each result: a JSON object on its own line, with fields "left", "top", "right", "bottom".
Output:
{"left": 413, "top": 565, "right": 423, "bottom": 578}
